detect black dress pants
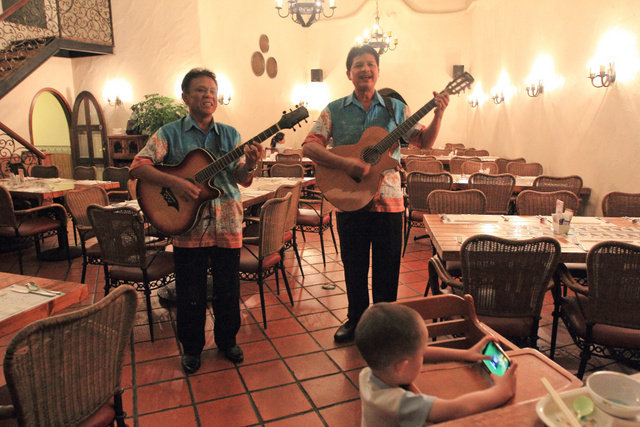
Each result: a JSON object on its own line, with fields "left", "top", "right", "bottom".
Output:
{"left": 335, "top": 211, "right": 403, "bottom": 324}
{"left": 174, "top": 246, "right": 241, "bottom": 356}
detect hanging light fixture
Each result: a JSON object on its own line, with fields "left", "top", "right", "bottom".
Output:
{"left": 275, "top": 0, "right": 336, "bottom": 28}
{"left": 355, "top": 0, "right": 398, "bottom": 55}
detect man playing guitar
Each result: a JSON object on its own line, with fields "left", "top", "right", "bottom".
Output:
{"left": 130, "top": 68, "right": 263, "bottom": 374}
{"left": 302, "top": 45, "right": 449, "bottom": 343}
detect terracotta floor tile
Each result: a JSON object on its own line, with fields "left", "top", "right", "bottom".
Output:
{"left": 301, "top": 373, "right": 360, "bottom": 408}
{"left": 326, "top": 345, "right": 367, "bottom": 371}
{"left": 248, "top": 303, "right": 293, "bottom": 324}
{"left": 302, "top": 283, "right": 346, "bottom": 298}
{"left": 133, "top": 337, "right": 180, "bottom": 363}
{"left": 137, "top": 406, "right": 197, "bottom": 426}
{"left": 265, "top": 410, "right": 326, "bottom": 427}
{"left": 317, "top": 294, "right": 349, "bottom": 310}
{"left": 135, "top": 356, "right": 184, "bottom": 386}
{"left": 136, "top": 379, "right": 192, "bottom": 415}
{"left": 239, "top": 359, "right": 295, "bottom": 391}
{"left": 296, "top": 311, "right": 342, "bottom": 332}
{"left": 271, "top": 333, "right": 322, "bottom": 358}
{"left": 290, "top": 298, "right": 331, "bottom": 316}
{"left": 262, "top": 317, "right": 306, "bottom": 339}
{"left": 190, "top": 368, "right": 245, "bottom": 402}
{"left": 298, "top": 273, "right": 333, "bottom": 286}
{"left": 285, "top": 352, "right": 340, "bottom": 380}
{"left": 251, "top": 383, "right": 313, "bottom": 422}
{"left": 319, "top": 399, "right": 362, "bottom": 427}
{"left": 198, "top": 394, "right": 260, "bottom": 427}
{"left": 237, "top": 339, "right": 279, "bottom": 365}
{"left": 236, "top": 322, "right": 268, "bottom": 344}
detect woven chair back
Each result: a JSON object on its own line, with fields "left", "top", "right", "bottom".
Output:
{"left": 431, "top": 148, "right": 453, "bottom": 156}
{"left": 275, "top": 153, "right": 302, "bottom": 165}
{"left": 29, "top": 165, "right": 59, "bottom": 178}
{"left": 515, "top": 190, "right": 579, "bottom": 216}
{"left": 462, "top": 161, "right": 498, "bottom": 175}
{"left": 65, "top": 186, "right": 109, "bottom": 229}
{"left": 532, "top": 175, "right": 583, "bottom": 196}
{"left": 406, "top": 172, "right": 453, "bottom": 213}
{"left": 601, "top": 192, "right": 640, "bottom": 217}
{"left": 258, "top": 193, "right": 291, "bottom": 258}
{"left": 3, "top": 286, "right": 137, "bottom": 426}
{"left": 496, "top": 158, "right": 525, "bottom": 174}
{"left": 468, "top": 173, "right": 516, "bottom": 214}
{"left": 0, "top": 185, "right": 18, "bottom": 228}
{"left": 275, "top": 182, "right": 302, "bottom": 232}
{"left": 450, "top": 157, "right": 479, "bottom": 174}
{"left": 103, "top": 167, "right": 130, "bottom": 191}
{"left": 406, "top": 159, "right": 443, "bottom": 174}
{"left": 460, "top": 235, "right": 561, "bottom": 319}
{"left": 269, "top": 163, "right": 304, "bottom": 178}
{"left": 506, "top": 162, "right": 543, "bottom": 177}
{"left": 72, "top": 166, "right": 98, "bottom": 180}
{"left": 427, "top": 189, "right": 487, "bottom": 214}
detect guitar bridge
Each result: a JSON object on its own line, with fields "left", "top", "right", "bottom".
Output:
{"left": 361, "top": 146, "right": 382, "bottom": 165}
{"left": 160, "top": 187, "right": 180, "bottom": 211}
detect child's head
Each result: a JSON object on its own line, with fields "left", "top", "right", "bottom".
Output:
{"left": 355, "top": 303, "right": 428, "bottom": 383}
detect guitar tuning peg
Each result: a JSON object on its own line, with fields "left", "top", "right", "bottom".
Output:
{"left": 282, "top": 110, "right": 286, "bottom": 115}
{"left": 292, "top": 127, "right": 297, "bottom": 132}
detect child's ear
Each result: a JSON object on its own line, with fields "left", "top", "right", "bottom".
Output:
{"left": 393, "top": 358, "right": 410, "bottom": 375}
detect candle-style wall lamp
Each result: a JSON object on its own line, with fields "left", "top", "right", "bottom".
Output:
{"left": 468, "top": 95, "right": 479, "bottom": 108}
{"left": 218, "top": 94, "right": 231, "bottom": 105}
{"left": 491, "top": 91, "right": 505, "bottom": 105}
{"left": 525, "top": 80, "right": 544, "bottom": 97}
{"left": 588, "top": 63, "right": 616, "bottom": 88}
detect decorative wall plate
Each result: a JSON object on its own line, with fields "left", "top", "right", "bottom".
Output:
{"left": 259, "top": 34, "right": 269, "bottom": 53}
{"left": 266, "top": 57, "right": 278, "bottom": 78}
{"left": 251, "top": 51, "right": 265, "bottom": 76}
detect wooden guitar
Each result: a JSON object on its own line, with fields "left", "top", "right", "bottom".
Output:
{"left": 136, "top": 106, "right": 309, "bottom": 236}
{"left": 315, "top": 72, "right": 474, "bottom": 212}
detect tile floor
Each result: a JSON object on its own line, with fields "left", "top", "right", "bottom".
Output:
{"left": 0, "top": 221, "right": 637, "bottom": 426}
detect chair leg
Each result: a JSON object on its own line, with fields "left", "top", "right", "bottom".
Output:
{"left": 549, "top": 273, "right": 562, "bottom": 360}
{"left": 291, "top": 232, "right": 304, "bottom": 277}
{"left": 143, "top": 281, "right": 154, "bottom": 342}
{"left": 319, "top": 226, "right": 326, "bottom": 266}
{"left": 257, "top": 275, "right": 267, "bottom": 329}
{"left": 402, "top": 221, "right": 413, "bottom": 257}
{"left": 328, "top": 215, "right": 338, "bottom": 253}
{"left": 113, "top": 388, "right": 127, "bottom": 427}
{"left": 577, "top": 327, "right": 594, "bottom": 380}
{"left": 280, "top": 262, "right": 294, "bottom": 306}
{"left": 81, "top": 260, "right": 88, "bottom": 284}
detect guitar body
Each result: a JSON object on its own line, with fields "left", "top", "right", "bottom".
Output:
{"left": 136, "top": 148, "right": 223, "bottom": 236}
{"left": 315, "top": 126, "right": 399, "bottom": 211}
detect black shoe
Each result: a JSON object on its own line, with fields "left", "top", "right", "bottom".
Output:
{"left": 181, "top": 354, "right": 201, "bottom": 374}
{"left": 220, "top": 345, "right": 244, "bottom": 363}
{"left": 334, "top": 320, "right": 357, "bottom": 343}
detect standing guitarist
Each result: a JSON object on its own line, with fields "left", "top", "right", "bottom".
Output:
{"left": 302, "top": 45, "right": 449, "bottom": 343}
{"left": 130, "top": 68, "right": 263, "bottom": 374}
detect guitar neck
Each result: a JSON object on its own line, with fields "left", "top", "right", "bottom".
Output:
{"left": 194, "top": 124, "right": 281, "bottom": 183}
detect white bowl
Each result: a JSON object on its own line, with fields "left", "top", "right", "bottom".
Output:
{"left": 586, "top": 371, "right": 640, "bottom": 419}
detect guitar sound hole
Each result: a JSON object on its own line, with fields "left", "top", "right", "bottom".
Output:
{"left": 361, "top": 147, "right": 381, "bottom": 165}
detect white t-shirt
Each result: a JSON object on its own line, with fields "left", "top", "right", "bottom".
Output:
{"left": 359, "top": 367, "right": 435, "bottom": 427}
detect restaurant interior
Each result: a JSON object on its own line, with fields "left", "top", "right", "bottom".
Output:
{"left": 1, "top": 0, "right": 640, "bottom": 426}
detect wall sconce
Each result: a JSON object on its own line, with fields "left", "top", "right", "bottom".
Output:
{"left": 468, "top": 95, "right": 479, "bottom": 108}
{"left": 218, "top": 94, "right": 231, "bottom": 105}
{"left": 588, "top": 63, "right": 616, "bottom": 88}
{"left": 276, "top": 0, "right": 336, "bottom": 28}
{"left": 107, "top": 96, "right": 122, "bottom": 106}
{"left": 491, "top": 92, "right": 505, "bottom": 105}
{"left": 103, "top": 79, "right": 132, "bottom": 106}
{"left": 525, "top": 80, "right": 544, "bottom": 97}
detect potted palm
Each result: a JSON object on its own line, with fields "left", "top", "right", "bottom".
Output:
{"left": 128, "top": 94, "right": 188, "bottom": 135}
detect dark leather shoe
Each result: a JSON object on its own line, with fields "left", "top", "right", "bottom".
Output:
{"left": 220, "top": 345, "right": 244, "bottom": 363}
{"left": 334, "top": 320, "right": 357, "bottom": 343}
{"left": 181, "top": 354, "right": 201, "bottom": 374}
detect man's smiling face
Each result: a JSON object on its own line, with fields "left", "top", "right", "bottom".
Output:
{"left": 347, "top": 52, "right": 379, "bottom": 93}
{"left": 182, "top": 75, "right": 218, "bottom": 120}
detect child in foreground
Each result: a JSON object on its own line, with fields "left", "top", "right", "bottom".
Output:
{"left": 355, "top": 303, "right": 518, "bottom": 426}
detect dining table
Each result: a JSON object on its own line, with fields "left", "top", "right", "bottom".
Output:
{"left": 0, "top": 271, "right": 90, "bottom": 337}
{"left": 401, "top": 154, "right": 500, "bottom": 167}
{"left": 0, "top": 177, "right": 121, "bottom": 206}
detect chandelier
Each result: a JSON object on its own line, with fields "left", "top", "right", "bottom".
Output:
{"left": 275, "top": 0, "right": 336, "bottom": 28}
{"left": 355, "top": 0, "right": 398, "bottom": 54}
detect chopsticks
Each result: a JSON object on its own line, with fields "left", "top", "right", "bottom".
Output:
{"left": 540, "top": 378, "right": 580, "bottom": 427}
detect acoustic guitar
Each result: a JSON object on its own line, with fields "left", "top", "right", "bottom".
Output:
{"left": 136, "top": 106, "right": 309, "bottom": 236}
{"left": 315, "top": 72, "right": 474, "bottom": 212}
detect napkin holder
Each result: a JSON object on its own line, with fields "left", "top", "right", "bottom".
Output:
{"left": 551, "top": 213, "right": 571, "bottom": 235}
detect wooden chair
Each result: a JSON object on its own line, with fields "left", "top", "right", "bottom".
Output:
{"left": 461, "top": 160, "right": 498, "bottom": 175}
{"left": 403, "top": 172, "right": 453, "bottom": 256}
{"left": 395, "top": 294, "right": 517, "bottom": 351}
{"left": 468, "top": 173, "right": 516, "bottom": 214}
{"left": 429, "top": 235, "right": 561, "bottom": 349}
{"left": 427, "top": 189, "right": 487, "bottom": 215}
{"left": 515, "top": 190, "right": 579, "bottom": 215}
{"left": 444, "top": 143, "right": 465, "bottom": 149}
{"left": 239, "top": 194, "right": 293, "bottom": 328}
{"left": 405, "top": 159, "right": 443, "bottom": 174}
{"left": 532, "top": 175, "right": 583, "bottom": 196}
{"left": 269, "top": 163, "right": 304, "bottom": 178}
{"left": 29, "top": 164, "right": 59, "bottom": 178}
{"left": 506, "top": 162, "right": 543, "bottom": 177}
{"left": 1, "top": 285, "right": 137, "bottom": 427}
{"left": 275, "top": 153, "right": 302, "bottom": 165}
{"left": 0, "top": 185, "right": 69, "bottom": 274}
{"left": 601, "top": 191, "right": 640, "bottom": 217}
{"left": 64, "top": 186, "right": 109, "bottom": 283}
{"left": 496, "top": 157, "right": 525, "bottom": 174}
{"left": 552, "top": 242, "right": 640, "bottom": 379}
{"left": 450, "top": 156, "right": 478, "bottom": 175}
{"left": 296, "top": 190, "right": 338, "bottom": 266}
{"left": 102, "top": 166, "right": 131, "bottom": 203}
{"left": 466, "top": 149, "right": 489, "bottom": 156}
{"left": 87, "top": 205, "right": 175, "bottom": 342}
{"left": 72, "top": 165, "right": 97, "bottom": 180}
{"left": 431, "top": 148, "right": 453, "bottom": 156}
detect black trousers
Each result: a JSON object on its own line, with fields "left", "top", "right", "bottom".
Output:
{"left": 335, "top": 211, "right": 403, "bottom": 323}
{"left": 173, "top": 246, "right": 241, "bottom": 356}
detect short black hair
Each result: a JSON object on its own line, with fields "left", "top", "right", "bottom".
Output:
{"left": 181, "top": 68, "right": 217, "bottom": 93}
{"left": 346, "top": 45, "right": 380, "bottom": 71}
{"left": 355, "top": 303, "right": 425, "bottom": 370}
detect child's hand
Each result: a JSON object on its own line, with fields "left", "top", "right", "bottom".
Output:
{"left": 465, "top": 336, "right": 495, "bottom": 362}
{"left": 491, "top": 362, "right": 518, "bottom": 401}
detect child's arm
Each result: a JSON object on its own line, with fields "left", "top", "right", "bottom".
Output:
{"left": 423, "top": 336, "right": 494, "bottom": 363}
{"left": 426, "top": 362, "right": 518, "bottom": 423}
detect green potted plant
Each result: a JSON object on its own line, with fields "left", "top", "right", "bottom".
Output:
{"left": 128, "top": 94, "right": 188, "bottom": 135}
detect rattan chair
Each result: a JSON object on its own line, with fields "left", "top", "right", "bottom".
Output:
{"left": 1, "top": 285, "right": 137, "bottom": 427}
{"left": 65, "top": 186, "right": 110, "bottom": 283}
{"left": 515, "top": 190, "right": 579, "bottom": 215}
{"left": 0, "top": 185, "right": 69, "bottom": 274}
{"left": 532, "top": 175, "right": 583, "bottom": 196}
{"left": 461, "top": 160, "right": 498, "bottom": 175}
{"left": 296, "top": 190, "right": 338, "bottom": 266}
{"left": 29, "top": 164, "right": 59, "bottom": 178}
{"left": 87, "top": 205, "right": 175, "bottom": 342}
{"left": 403, "top": 172, "right": 453, "bottom": 256}
{"left": 506, "top": 162, "right": 543, "bottom": 177}
{"left": 103, "top": 166, "right": 131, "bottom": 203}
{"left": 72, "top": 165, "right": 98, "bottom": 180}
{"left": 468, "top": 173, "right": 516, "bottom": 214}
{"left": 465, "top": 149, "right": 489, "bottom": 156}
{"left": 405, "top": 159, "right": 443, "bottom": 174}
{"left": 431, "top": 148, "right": 453, "bottom": 156}
{"left": 239, "top": 194, "right": 293, "bottom": 328}
{"left": 444, "top": 143, "right": 465, "bottom": 149}
{"left": 275, "top": 153, "right": 302, "bottom": 165}
{"left": 449, "top": 156, "right": 478, "bottom": 175}
{"left": 429, "top": 235, "right": 561, "bottom": 349}
{"left": 495, "top": 158, "right": 525, "bottom": 174}
{"left": 269, "top": 163, "right": 305, "bottom": 178}
{"left": 551, "top": 242, "right": 640, "bottom": 379}
{"left": 427, "top": 189, "right": 487, "bottom": 215}
{"left": 601, "top": 191, "right": 640, "bottom": 217}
